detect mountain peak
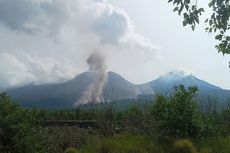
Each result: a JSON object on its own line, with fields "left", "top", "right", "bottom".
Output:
{"left": 149, "top": 70, "right": 221, "bottom": 92}
{"left": 159, "top": 70, "right": 194, "bottom": 81}
{"left": 168, "top": 70, "right": 192, "bottom": 76}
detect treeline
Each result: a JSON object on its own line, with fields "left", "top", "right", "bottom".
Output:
{"left": 0, "top": 85, "right": 230, "bottom": 153}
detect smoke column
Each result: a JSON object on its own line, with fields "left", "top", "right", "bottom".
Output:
{"left": 74, "top": 51, "right": 107, "bottom": 106}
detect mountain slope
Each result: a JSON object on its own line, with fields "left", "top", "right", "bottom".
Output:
{"left": 143, "top": 71, "right": 229, "bottom": 103}
{"left": 7, "top": 71, "right": 150, "bottom": 108}
{"left": 146, "top": 71, "right": 221, "bottom": 93}
{"left": 7, "top": 72, "right": 93, "bottom": 108}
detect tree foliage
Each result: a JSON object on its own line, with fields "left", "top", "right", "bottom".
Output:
{"left": 0, "top": 93, "right": 49, "bottom": 153}
{"left": 151, "top": 85, "right": 203, "bottom": 138}
{"left": 168, "top": 0, "right": 230, "bottom": 66}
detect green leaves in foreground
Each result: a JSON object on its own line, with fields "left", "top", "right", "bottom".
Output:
{"left": 168, "top": 0, "right": 204, "bottom": 30}
{"left": 168, "top": 0, "right": 230, "bottom": 65}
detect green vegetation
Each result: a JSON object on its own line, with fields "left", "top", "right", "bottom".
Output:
{"left": 64, "top": 147, "right": 80, "bottom": 153}
{"left": 173, "top": 139, "right": 197, "bottom": 153}
{"left": 150, "top": 86, "right": 203, "bottom": 137}
{"left": 1, "top": 85, "right": 230, "bottom": 153}
{"left": 81, "top": 134, "right": 163, "bottom": 153}
{"left": 198, "top": 137, "right": 230, "bottom": 153}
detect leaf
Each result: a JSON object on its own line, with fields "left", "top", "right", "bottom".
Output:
{"left": 208, "top": 0, "right": 214, "bottom": 7}
{"left": 185, "top": 4, "right": 189, "bottom": 10}
{"left": 192, "top": 25, "right": 195, "bottom": 31}
{"left": 173, "top": 7, "right": 179, "bottom": 12}
{"left": 194, "top": 17, "right": 199, "bottom": 24}
{"left": 198, "top": 8, "right": 205, "bottom": 12}
{"left": 209, "top": 20, "right": 213, "bottom": 26}
{"left": 215, "top": 34, "right": 223, "bottom": 40}
{"left": 226, "top": 36, "right": 230, "bottom": 41}
{"left": 183, "top": 21, "right": 187, "bottom": 26}
{"left": 192, "top": 5, "right": 196, "bottom": 10}
{"left": 209, "top": 28, "right": 213, "bottom": 33}
{"left": 178, "top": 4, "right": 184, "bottom": 15}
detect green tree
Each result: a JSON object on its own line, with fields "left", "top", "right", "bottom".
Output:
{"left": 150, "top": 95, "right": 169, "bottom": 135}
{"left": 168, "top": 85, "right": 203, "bottom": 137}
{"left": 168, "top": 0, "right": 230, "bottom": 66}
{"left": 123, "top": 105, "right": 144, "bottom": 133}
{"left": 0, "top": 93, "right": 48, "bottom": 153}
{"left": 151, "top": 85, "right": 203, "bottom": 138}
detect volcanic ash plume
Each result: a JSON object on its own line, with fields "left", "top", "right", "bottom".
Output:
{"left": 74, "top": 51, "right": 108, "bottom": 106}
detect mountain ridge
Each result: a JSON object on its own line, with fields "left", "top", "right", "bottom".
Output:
{"left": 145, "top": 71, "right": 222, "bottom": 94}
{"left": 5, "top": 70, "right": 230, "bottom": 108}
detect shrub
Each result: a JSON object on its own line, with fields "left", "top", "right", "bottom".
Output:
{"left": 0, "top": 93, "right": 49, "bottom": 153}
{"left": 64, "top": 147, "right": 80, "bottom": 153}
{"left": 172, "top": 139, "right": 197, "bottom": 153}
{"left": 150, "top": 85, "right": 203, "bottom": 138}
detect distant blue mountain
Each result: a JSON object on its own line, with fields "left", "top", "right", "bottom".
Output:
{"left": 143, "top": 71, "right": 229, "bottom": 104}
{"left": 5, "top": 71, "right": 230, "bottom": 108}
{"left": 147, "top": 71, "right": 221, "bottom": 93}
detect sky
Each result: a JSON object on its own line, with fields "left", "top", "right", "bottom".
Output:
{"left": 0, "top": 0, "right": 229, "bottom": 90}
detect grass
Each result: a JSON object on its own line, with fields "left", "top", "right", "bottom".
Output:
{"left": 80, "top": 133, "right": 164, "bottom": 153}
{"left": 63, "top": 133, "right": 230, "bottom": 153}
{"left": 199, "top": 137, "right": 230, "bottom": 153}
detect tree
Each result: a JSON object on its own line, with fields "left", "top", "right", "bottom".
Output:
{"left": 123, "top": 105, "right": 144, "bottom": 133}
{"left": 150, "top": 95, "right": 169, "bottom": 135}
{"left": 151, "top": 85, "right": 203, "bottom": 138}
{"left": 168, "top": 0, "right": 230, "bottom": 66}
{"left": 0, "top": 93, "right": 48, "bottom": 153}
{"left": 168, "top": 85, "right": 203, "bottom": 137}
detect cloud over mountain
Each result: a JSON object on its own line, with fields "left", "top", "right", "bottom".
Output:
{"left": 0, "top": 0, "right": 159, "bottom": 89}
{"left": 0, "top": 51, "right": 76, "bottom": 88}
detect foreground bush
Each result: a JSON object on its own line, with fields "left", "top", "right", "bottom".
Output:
{"left": 172, "top": 139, "right": 197, "bottom": 153}
{"left": 150, "top": 85, "right": 203, "bottom": 138}
{"left": 0, "top": 93, "right": 49, "bottom": 153}
{"left": 64, "top": 147, "right": 80, "bottom": 153}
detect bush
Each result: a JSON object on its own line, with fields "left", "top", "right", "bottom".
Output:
{"left": 64, "top": 147, "right": 80, "bottom": 153}
{"left": 151, "top": 85, "right": 203, "bottom": 138}
{"left": 0, "top": 93, "right": 49, "bottom": 153}
{"left": 172, "top": 139, "right": 197, "bottom": 153}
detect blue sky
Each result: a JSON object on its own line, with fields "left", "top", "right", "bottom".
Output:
{"left": 0, "top": 0, "right": 229, "bottom": 89}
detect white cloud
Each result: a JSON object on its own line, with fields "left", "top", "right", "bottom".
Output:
{"left": 0, "top": 0, "right": 158, "bottom": 50}
{"left": 0, "top": 51, "right": 76, "bottom": 88}
{"left": 0, "top": 0, "right": 160, "bottom": 88}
